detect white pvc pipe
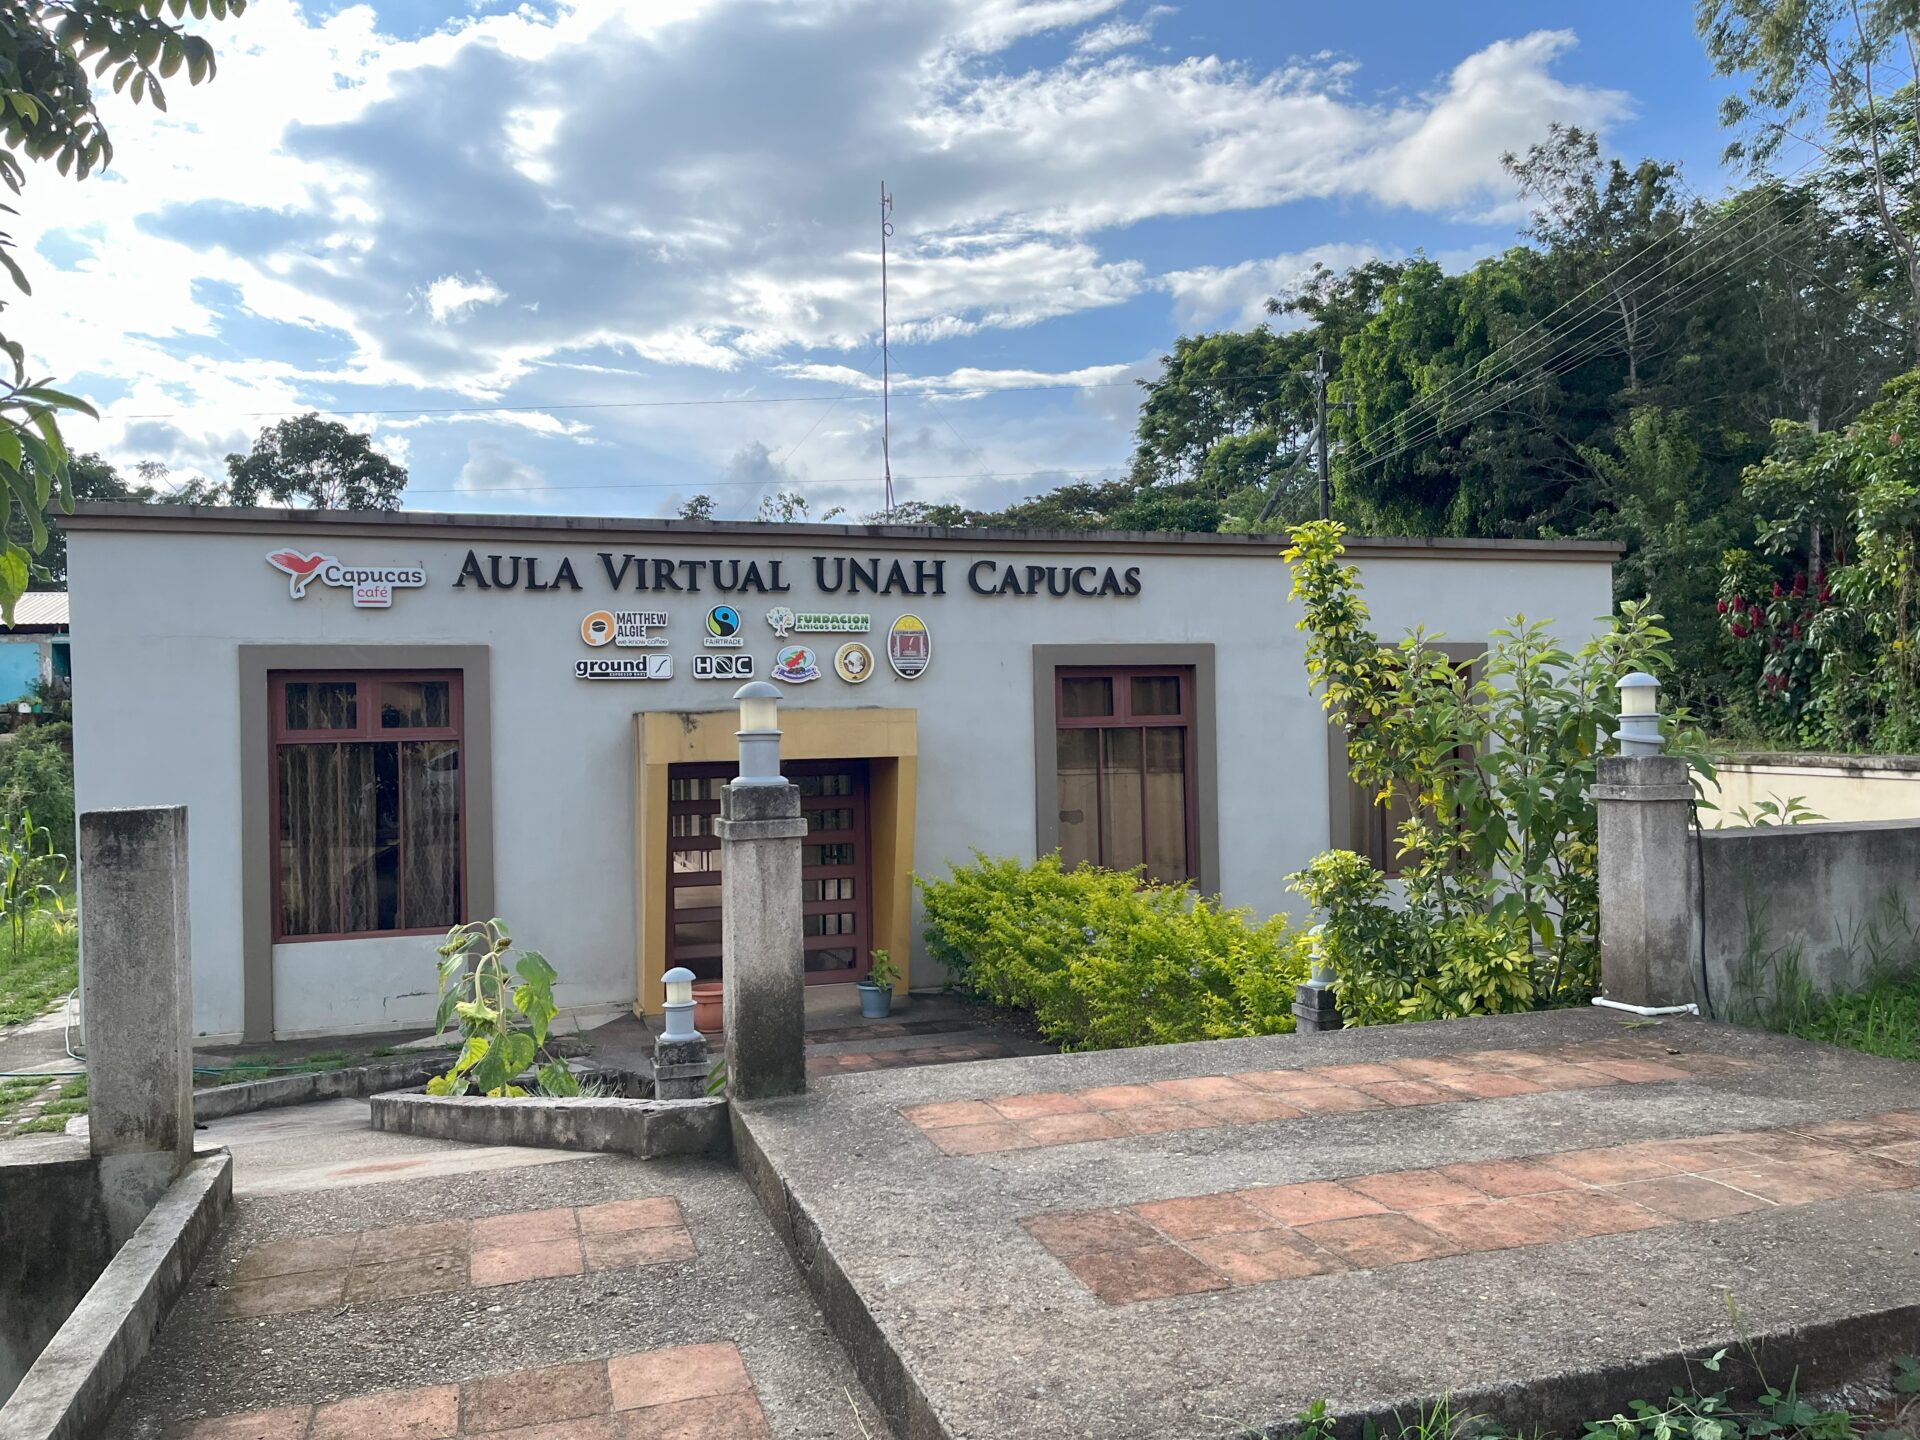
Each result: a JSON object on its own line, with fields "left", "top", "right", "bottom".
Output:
{"left": 1591, "top": 997, "right": 1699, "bottom": 1017}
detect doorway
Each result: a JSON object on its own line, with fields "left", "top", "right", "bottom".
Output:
{"left": 663, "top": 759, "right": 875, "bottom": 984}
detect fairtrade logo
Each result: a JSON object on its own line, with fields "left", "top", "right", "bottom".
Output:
{"left": 704, "top": 604, "right": 745, "bottom": 648}
{"left": 834, "top": 641, "right": 874, "bottom": 684}
{"left": 773, "top": 644, "right": 820, "bottom": 684}
{"left": 266, "top": 550, "right": 426, "bottom": 609}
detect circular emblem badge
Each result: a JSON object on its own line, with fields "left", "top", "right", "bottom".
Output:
{"left": 887, "top": 614, "right": 930, "bottom": 679}
{"left": 705, "top": 604, "right": 743, "bottom": 646}
{"left": 773, "top": 644, "right": 820, "bottom": 683}
{"left": 581, "top": 610, "right": 616, "bottom": 647}
{"left": 834, "top": 641, "right": 874, "bottom": 684}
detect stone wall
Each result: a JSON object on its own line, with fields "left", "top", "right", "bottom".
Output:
{"left": 0, "top": 1142, "right": 114, "bottom": 1404}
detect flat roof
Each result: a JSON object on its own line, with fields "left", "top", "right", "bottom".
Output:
{"left": 61, "top": 502, "right": 1623, "bottom": 562}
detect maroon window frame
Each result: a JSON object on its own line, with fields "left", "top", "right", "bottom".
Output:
{"left": 1054, "top": 665, "right": 1198, "bottom": 885}
{"left": 269, "top": 670, "right": 467, "bottom": 943}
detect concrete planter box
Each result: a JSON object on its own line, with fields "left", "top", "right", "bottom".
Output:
{"left": 368, "top": 1090, "right": 729, "bottom": 1160}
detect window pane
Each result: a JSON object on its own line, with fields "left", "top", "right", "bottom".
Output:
{"left": 400, "top": 740, "right": 461, "bottom": 927}
{"left": 671, "top": 847, "right": 721, "bottom": 874}
{"left": 802, "top": 877, "right": 855, "bottom": 902}
{"left": 1100, "top": 728, "right": 1145, "bottom": 872}
{"left": 674, "top": 920, "right": 722, "bottom": 948}
{"left": 806, "top": 946, "right": 857, "bottom": 974}
{"left": 803, "top": 842, "right": 855, "bottom": 867}
{"left": 1142, "top": 727, "right": 1189, "bottom": 884}
{"left": 278, "top": 744, "right": 342, "bottom": 936}
{"left": 795, "top": 773, "right": 852, "bottom": 797}
{"left": 804, "top": 912, "right": 857, "bottom": 937}
{"left": 807, "top": 807, "right": 853, "bottom": 833}
{"left": 381, "top": 680, "right": 451, "bottom": 729}
{"left": 673, "top": 883, "right": 722, "bottom": 910}
{"left": 342, "top": 742, "right": 400, "bottom": 932}
{"left": 1131, "top": 676, "right": 1181, "bottom": 717}
{"left": 1060, "top": 676, "right": 1113, "bottom": 718}
{"left": 671, "top": 812, "right": 717, "bottom": 837}
{"left": 1056, "top": 728, "right": 1100, "bottom": 869}
{"left": 284, "top": 681, "right": 356, "bottom": 731}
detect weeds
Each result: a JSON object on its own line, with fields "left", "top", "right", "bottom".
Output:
{"left": 1732, "top": 887, "right": 1920, "bottom": 1060}
{"left": 0, "top": 907, "right": 75, "bottom": 1026}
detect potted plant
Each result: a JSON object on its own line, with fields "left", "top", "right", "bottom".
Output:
{"left": 858, "top": 949, "right": 899, "bottom": 1018}
{"left": 692, "top": 979, "right": 724, "bottom": 1035}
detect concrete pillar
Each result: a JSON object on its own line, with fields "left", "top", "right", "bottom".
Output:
{"left": 716, "top": 781, "right": 808, "bottom": 1100}
{"left": 1595, "top": 755, "right": 1698, "bottom": 1009}
{"left": 79, "top": 805, "right": 194, "bottom": 1240}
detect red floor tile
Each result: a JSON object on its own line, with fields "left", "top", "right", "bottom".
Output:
{"left": 470, "top": 1238, "right": 585, "bottom": 1287}
{"left": 1440, "top": 1159, "right": 1575, "bottom": 1198}
{"left": 577, "top": 1198, "right": 683, "bottom": 1234}
{"left": 309, "top": 1385, "right": 460, "bottom": 1440}
{"left": 987, "top": 1091, "right": 1089, "bottom": 1121}
{"left": 1294, "top": 1213, "right": 1461, "bottom": 1267}
{"left": 1239, "top": 1181, "right": 1387, "bottom": 1227}
{"left": 1062, "top": 1244, "right": 1230, "bottom": 1304}
{"left": 1311, "top": 1062, "right": 1405, "bottom": 1086}
{"left": 927, "top": 1121, "right": 1036, "bottom": 1154}
{"left": 1608, "top": 1176, "right": 1774, "bottom": 1221}
{"left": 1022, "top": 1207, "right": 1161, "bottom": 1257}
{"left": 1131, "top": 1193, "right": 1274, "bottom": 1240}
{"left": 583, "top": 1226, "right": 698, "bottom": 1271}
{"left": 1345, "top": 1168, "right": 1486, "bottom": 1212}
{"left": 1074, "top": 1083, "right": 1165, "bottom": 1111}
{"left": 1437, "top": 1071, "right": 1547, "bottom": 1099}
{"left": 1112, "top": 1104, "right": 1218, "bottom": 1135}
{"left": 620, "top": 1392, "right": 773, "bottom": 1440}
{"left": 1187, "top": 1227, "right": 1347, "bottom": 1283}
{"left": 463, "top": 1360, "right": 612, "bottom": 1434}
{"left": 901, "top": 1099, "right": 999, "bottom": 1130}
{"left": 1541, "top": 1144, "right": 1689, "bottom": 1186}
{"left": 1351, "top": 1080, "right": 1458, "bottom": 1107}
{"left": 608, "top": 1341, "right": 752, "bottom": 1410}
{"left": 1285, "top": 1086, "right": 1387, "bottom": 1115}
{"left": 1021, "top": 1111, "right": 1125, "bottom": 1145}
{"left": 232, "top": 1233, "right": 360, "bottom": 1283}
{"left": 168, "top": 1407, "right": 313, "bottom": 1439}
{"left": 1195, "top": 1092, "right": 1306, "bottom": 1125}
{"left": 1511, "top": 1186, "right": 1666, "bottom": 1239}
{"left": 1149, "top": 1076, "right": 1253, "bottom": 1103}
{"left": 354, "top": 1220, "right": 470, "bottom": 1263}
{"left": 1403, "top": 1200, "right": 1572, "bottom": 1252}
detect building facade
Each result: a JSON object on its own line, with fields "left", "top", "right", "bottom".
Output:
{"left": 65, "top": 505, "right": 1616, "bottom": 1042}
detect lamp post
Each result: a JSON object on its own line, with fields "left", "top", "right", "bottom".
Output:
{"left": 1615, "top": 672, "right": 1663, "bottom": 756}
{"left": 732, "top": 681, "right": 783, "bottom": 786}
{"left": 714, "top": 680, "right": 809, "bottom": 1099}
{"left": 651, "top": 965, "right": 709, "bottom": 1100}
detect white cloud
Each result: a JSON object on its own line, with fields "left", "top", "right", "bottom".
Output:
{"left": 1162, "top": 243, "right": 1390, "bottom": 330}
{"left": 423, "top": 274, "right": 507, "bottom": 323}
{"left": 457, "top": 439, "right": 547, "bottom": 494}
{"left": 14, "top": 0, "right": 1632, "bottom": 497}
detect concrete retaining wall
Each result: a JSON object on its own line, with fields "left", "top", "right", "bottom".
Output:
{"left": 191, "top": 1054, "right": 455, "bottom": 1122}
{"left": 1701, "top": 754, "right": 1920, "bottom": 826}
{"left": 0, "top": 1149, "right": 230, "bottom": 1440}
{"left": 1696, "top": 819, "right": 1920, "bottom": 1019}
{"left": 368, "top": 1091, "right": 729, "bottom": 1159}
{"left": 0, "top": 1142, "right": 113, "bottom": 1404}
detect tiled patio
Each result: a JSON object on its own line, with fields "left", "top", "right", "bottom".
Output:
{"left": 162, "top": 1341, "right": 771, "bottom": 1439}
{"left": 1023, "top": 1109, "right": 1920, "bottom": 1303}
{"left": 900, "top": 1036, "right": 1751, "bottom": 1154}
{"left": 226, "top": 1198, "right": 695, "bottom": 1317}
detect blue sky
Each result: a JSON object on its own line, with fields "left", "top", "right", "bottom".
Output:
{"left": 19, "top": 0, "right": 1739, "bottom": 520}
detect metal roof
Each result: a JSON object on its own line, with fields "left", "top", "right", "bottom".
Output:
{"left": 6, "top": 592, "right": 69, "bottom": 629}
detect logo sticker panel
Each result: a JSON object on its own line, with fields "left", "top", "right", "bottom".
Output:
{"left": 704, "top": 605, "right": 745, "bottom": 647}
{"left": 834, "top": 642, "right": 874, "bottom": 684}
{"left": 267, "top": 551, "right": 426, "bottom": 609}
{"left": 772, "top": 644, "right": 821, "bottom": 684}
{"left": 581, "top": 610, "right": 669, "bottom": 648}
{"left": 887, "top": 614, "right": 931, "bottom": 679}
{"left": 575, "top": 655, "right": 675, "bottom": 681}
{"left": 694, "top": 654, "right": 756, "bottom": 681}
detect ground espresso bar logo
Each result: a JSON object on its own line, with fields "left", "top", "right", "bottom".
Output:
{"left": 575, "top": 655, "right": 674, "bottom": 681}
{"left": 267, "top": 551, "right": 426, "bottom": 609}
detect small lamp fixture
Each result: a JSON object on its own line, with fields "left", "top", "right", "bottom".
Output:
{"left": 1614, "top": 672, "right": 1664, "bottom": 756}
{"left": 660, "top": 967, "right": 699, "bottom": 1043}
{"left": 732, "top": 680, "right": 784, "bottom": 785}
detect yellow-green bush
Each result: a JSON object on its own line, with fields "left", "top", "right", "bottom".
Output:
{"left": 917, "top": 852, "right": 1310, "bottom": 1051}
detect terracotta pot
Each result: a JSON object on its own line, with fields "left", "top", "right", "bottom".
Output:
{"left": 691, "top": 980, "right": 724, "bottom": 1035}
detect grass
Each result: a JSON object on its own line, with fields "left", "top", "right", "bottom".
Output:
{"left": 1779, "top": 968, "right": 1920, "bottom": 1061}
{"left": 0, "top": 907, "right": 77, "bottom": 1027}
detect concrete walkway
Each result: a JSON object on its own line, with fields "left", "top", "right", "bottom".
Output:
{"left": 734, "top": 1010, "right": 1920, "bottom": 1440}
{"left": 101, "top": 1102, "right": 893, "bottom": 1439}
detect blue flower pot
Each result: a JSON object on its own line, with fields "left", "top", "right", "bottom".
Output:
{"left": 857, "top": 981, "right": 893, "bottom": 1018}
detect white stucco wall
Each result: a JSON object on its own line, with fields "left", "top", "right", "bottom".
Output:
{"left": 67, "top": 514, "right": 1613, "bottom": 1040}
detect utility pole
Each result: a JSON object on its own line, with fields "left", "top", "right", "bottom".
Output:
{"left": 880, "top": 182, "right": 895, "bottom": 517}
{"left": 1314, "top": 349, "right": 1330, "bottom": 521}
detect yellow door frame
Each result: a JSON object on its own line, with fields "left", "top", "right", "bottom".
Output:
{"left": 632, "top": 707, "right": 918, "bottom": 1016}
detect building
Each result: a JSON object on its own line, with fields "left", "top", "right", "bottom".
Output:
{"left": 0, "top": 591, "right": 70, "bottom": 708}
{"left": 64, "top": 504, "right": 1616, "bottom": 1042}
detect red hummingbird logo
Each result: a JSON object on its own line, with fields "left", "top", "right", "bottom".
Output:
{"left": 266, "top": 550, "right": 329, "bottom": 599}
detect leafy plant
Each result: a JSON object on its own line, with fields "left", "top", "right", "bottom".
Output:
{"left": 918, "top": 852, "right": 1309, "bottom": 1051}
{"left": 0, "top": 722, "right": 73, "bottom": 857}
{"left": 1284, "top": 520, "right": 1682, "bottom": 1016}
{"left": 864, "top": 949, "right": 900, "bottom": 990}
{"left": 1729, "top": 794, "right": 1822, "bottom": 827}
{"left": 0, "top": 806, "right": 63, "bottom": 958}
{"left": 427, "top": 918, "right": 579, "bottom": 1098}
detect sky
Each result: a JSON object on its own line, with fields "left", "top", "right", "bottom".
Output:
{"left": 16, "top": 0, "right": 1740, "bottom": 521}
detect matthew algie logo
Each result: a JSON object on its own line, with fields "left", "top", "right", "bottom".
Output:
{"left": 267, "top": 550, "right": 427, "bottom": 609}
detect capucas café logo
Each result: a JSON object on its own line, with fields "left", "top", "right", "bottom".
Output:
{"left": 266, "top": 550, "right": 427, "bottom": 610}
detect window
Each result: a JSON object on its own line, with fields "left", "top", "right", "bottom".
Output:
{"left": 270, "top": 671, "right": 464, "bottom": 940}
{"left": 1055, "top": 666, "right": 1196, "bottom": 884}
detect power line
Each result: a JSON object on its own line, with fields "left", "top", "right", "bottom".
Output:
{"left": 398, "top": 462, "right": 1132, "bottom": 497}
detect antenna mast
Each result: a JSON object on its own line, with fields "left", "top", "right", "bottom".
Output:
{"left": 880, "top": 180, "right": 895, "bottom": 516}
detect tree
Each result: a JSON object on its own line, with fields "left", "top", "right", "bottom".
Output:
{"left": 676, "top": 494, "right": 716, "bottom": 522}
{"left": 0, "top": 0, "right": 239, "bottom": 616}
{"left": 224, "top": 414, "right": 408, "bottom": 511}
{"left": 1699, "top": 0, "right": 1920, "bottom": 353}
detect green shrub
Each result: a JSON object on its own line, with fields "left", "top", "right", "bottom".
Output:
{"left": 918, "top": 852, "right": 1310, "bottom": 1051}
{"left": 0, "top": 723, "right": 72, "bottom": 857}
